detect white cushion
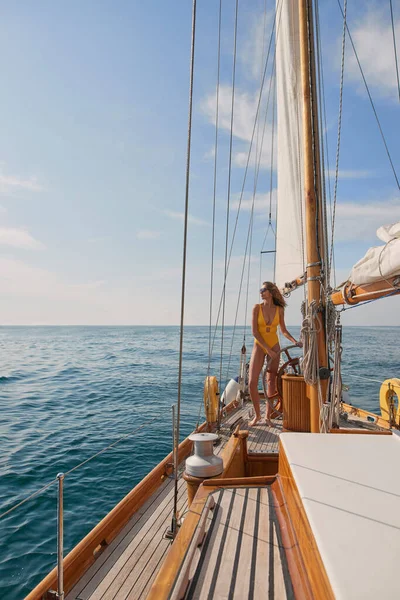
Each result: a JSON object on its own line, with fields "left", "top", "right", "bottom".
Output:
{"left": 280, "top": 432, "right": 400, "bottom": 600}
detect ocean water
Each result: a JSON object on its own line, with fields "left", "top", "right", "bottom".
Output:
{"left": 0, "top": 325, "right": 399, "bottom": 599}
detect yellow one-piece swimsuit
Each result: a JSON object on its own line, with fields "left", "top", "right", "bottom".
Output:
{"left": 255, "top": 304, "right": 279, "bottom": 352}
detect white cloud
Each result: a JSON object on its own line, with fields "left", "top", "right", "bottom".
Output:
{"left": 231, "top": 190, "right": 276, "bottom": 215}
{"left": 346, "top": 6, "right": 400, "bottom": 100}
{"left": 201, "top": 85, "right": 276, "bottom": 169}
{"left": 68, "top": 280, "right": 106, "bottom": 290}
{"left": 240, "top": 10, "right": 275, "bottom": 81}
{"left": 333, "top": 199, "right": 400, "bottom": 241}
{"left": 0, "top": 174, "right": 44, "bottom": 194}
{"left": 164, "top": 210, "right": 209, "bottom": 226}
{"left": 0, "top": 227, "right": 45, "bottom": 249}
{"left": 136, "top": 230, "right": 160, "bottom": 240}
{"left": 203, "top": 147, "right": 215, "bottom": 161}
{"left": 88, "top": 236, "right": 111, "bottom": 244}
{"left": 326, "top": 169, "right": 372, "bottom": 179}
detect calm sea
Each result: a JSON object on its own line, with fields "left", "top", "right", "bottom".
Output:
{"left": 0, "top": 325, "right": 399, "bottom": 598}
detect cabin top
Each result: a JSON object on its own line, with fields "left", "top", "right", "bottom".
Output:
{"left": 280, "top": 431, "right": 400, "bottom": 599}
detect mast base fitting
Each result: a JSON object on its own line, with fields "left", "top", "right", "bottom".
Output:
{"left": 318, "top": 367, "right": 330, "bottom": 380}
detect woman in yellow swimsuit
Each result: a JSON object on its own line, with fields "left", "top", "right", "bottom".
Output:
{"left": 249, "top": 281, "right": 301, "bottom": 427}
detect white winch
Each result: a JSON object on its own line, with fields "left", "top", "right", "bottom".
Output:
{"left": 185, "top": 433, "right": 223, "bottom": 478}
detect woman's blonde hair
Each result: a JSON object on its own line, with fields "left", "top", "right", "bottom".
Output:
{"left": 262, "top": 281, "right": 287, "bottom": 308}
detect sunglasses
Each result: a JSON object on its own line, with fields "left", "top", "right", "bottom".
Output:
{"left": 260, "top": 287, "right": 270, "bottom": 293}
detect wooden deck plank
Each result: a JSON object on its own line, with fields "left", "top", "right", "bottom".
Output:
{"left": 185, "top": 487, "right": 293, "bottom": 599}
{"left": 115, "top": 496, "right": 190, "bottom": 599}
{"left": 66, "top": 478, "right": 176, "bottom": 599}
{"left": 186, "top": 489, "right": 233, "bottom": 599}
{"left": 207, "top": 489, "right": 245, "bottom": 599}
{"left": 67, "top": 403, "right": 282, "bottom": 600}
{"left": 231, "top": 488, "right": 257, "bottom": 598}
{"left": 87, "top": 480, "right": 187, "bottom": 600}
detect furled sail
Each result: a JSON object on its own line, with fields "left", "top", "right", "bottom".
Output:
{"left": 275, "top": 0, "right": 305, "bottom": 289}
{"left": 348, "top": 221, "right": 400, "bottom": 285}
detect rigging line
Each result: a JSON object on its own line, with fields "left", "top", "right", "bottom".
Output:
{"left": 0, "top": 418, "right": 157, "bottom": 521}
{"left": 258, "top": 57, "right": 278, "bottom": 253}
{"left": 0, "top": 478, "right": 57, "bottom": 521}
{"left": 271, "top": 70, "right": 277, "bottom": 282}
{"left": 64, "top": 419, "right": 157, "bottom": 476}
{"left": 336, "top": 0, "right": 400, "bottom": 190}
{"left": 343, "top": 373, "right": 387, "bottom": 385}
{"left": 225, "top": 44, "right": 278, "bottom": 381}
{"left": 226, "top": 49, "right": 278, "bottom": 381}
{"left": 329, "top": 0, "right": 347, "bottom": 277}
{"left": 306, "top": 0, "right": 323, "bottom": 283}
{"left": 175, "top": 0, "right": 197, "bottom": 520}
{"left": 226, "top": 68, "right": 277, "bottom": 380}
{"left": 210, "top": 0, "right": 282, "bottom": 360}
{"left": 226, "top": 199, "right": 256, "bottom": 383}
{"left": 258, "top": 66, "right": 277, "bottom": 289}
{"left": 246, "top": 57, "right": 277, "bottom": 333}
{"left": 206, "top": 0, "right": 222, "bottom": 386}
{"left": 293, "top": 0, "right": 306, "bottom": 297}
{"left": 316, "top": 0, "right": 335, "bottom": 287}
{"left": 389, "top": 0, "right": 400, "bottom": 102}
{"left": 253, "top": 0, "right": 269, "bottom": 302}
{"left": 219, "top": 0, "right": 239, "bottom": 417}
{"left": 255, "top": 0, "right": 269, "bottom": 198}
{"left": 314, "top": 0, "right": 331, "bottom": 288}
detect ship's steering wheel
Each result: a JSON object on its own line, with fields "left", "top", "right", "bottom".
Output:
{"left": 261, "top": 345, "right": 301, "bottom": 418}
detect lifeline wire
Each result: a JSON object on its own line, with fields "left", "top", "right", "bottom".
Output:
{"left": 0, "top": 418, "right": 157, "bottom": 521}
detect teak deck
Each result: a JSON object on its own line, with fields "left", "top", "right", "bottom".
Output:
{"left": 184, "top": 487, "right": 294, "bottom": 599}
{"left": 66, "top": 404, "right": 281, "bottom": 600}
{"left": 65, "top": 401, "right": 383, "bottom": 600}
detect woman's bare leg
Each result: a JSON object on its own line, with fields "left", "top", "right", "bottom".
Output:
{"left": 249, "top": 343, "right": 266, "bottom": 426}
{"left": 265, "top": 344, "right": 280, "bottom": 423}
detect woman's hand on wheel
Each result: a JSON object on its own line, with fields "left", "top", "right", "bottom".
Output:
{"left": 295, "top": 340, "right": 303, "bottom": 348}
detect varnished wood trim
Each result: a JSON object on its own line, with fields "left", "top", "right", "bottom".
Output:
{"left": 147, "top": 485, "right": 213, "bottom": 600}
{"left": 329, "top": 428, "right": 392, "bottom": 435}
{"left": 219, "top": 433, "right": 246, "bottom": 479}
{"left": 278, "top": 445, "right": 335, "bottom": 599}
{"left": 247, "top": 455, "right": 279, "bottom": 477}
{"left": 272, "top": 479, "right": 313, "bottom": 599}
{"left": 342, "top": 402, "right": 391, "bottom": 430}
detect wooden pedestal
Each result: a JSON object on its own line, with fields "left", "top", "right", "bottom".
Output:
{"left": 282, "top": 374, "right": 310, "bottom": 432}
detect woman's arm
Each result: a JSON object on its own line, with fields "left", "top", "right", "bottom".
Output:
{"left": 278, "top": 307, "right": 302, "bottom": 346}
{"left": 252, "top": 304, "right": 277, "bottom": 358}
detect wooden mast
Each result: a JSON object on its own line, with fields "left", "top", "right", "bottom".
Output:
{"left": 298, "top": 0, "right": 328, "bottom": 432}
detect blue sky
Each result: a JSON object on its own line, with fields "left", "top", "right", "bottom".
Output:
{"left": 0, "top": 0, "right": 399, "bottom": 326}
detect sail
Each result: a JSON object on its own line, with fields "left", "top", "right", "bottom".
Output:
{"left": 275, "top": 0, "right": 305, "bottom": 289}
{"left": 348, "top": 221, "right": 400, "bottom": 285}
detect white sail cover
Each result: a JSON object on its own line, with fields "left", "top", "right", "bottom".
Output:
{"left": 348, "top": 221, "right": 400, "bottom": 285}
{"left": 275, "top": 0, "right": 305, "bottom": 288}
